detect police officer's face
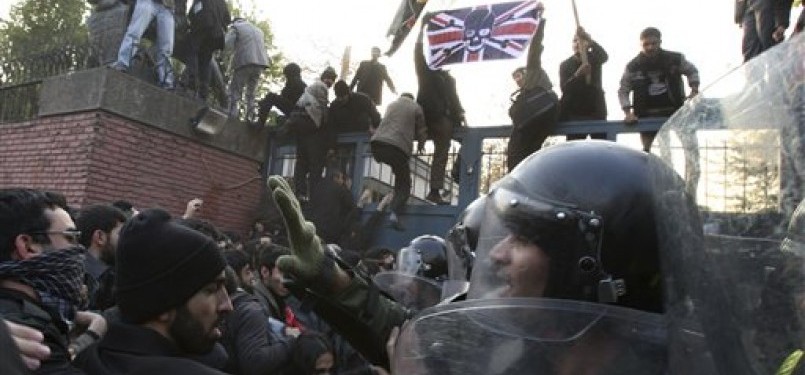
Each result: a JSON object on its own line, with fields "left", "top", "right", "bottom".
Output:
{"left": 488, "top": 234, "right": 550, "bottom": 298}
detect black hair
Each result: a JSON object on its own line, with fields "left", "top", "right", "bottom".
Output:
{"left": 0, "top": 189, "right": 68, "bottom": 261}
{"left": 320, "top": 66, "right": 337, "bottom": 81}
{"left": 224, "top": 249, "right": 251, "bottom": 274}
{"left": 112, "top": 200, "right": 134, "bottom": 212}
{"left": 283, "top": 63, "right": 301, "bottom": 78}
{"left": 333, "top": 80, "right": 349, "bottom": 97}
{"left": 76, "top": 204, "right": 127, "bottom": 248}
{"left": 257, "top": 244, "right": 291, "bottom": 273}
{"left": 291, "top": 331, "right": 334, "bottom": 375}
{"left": 640, "top": 27, "right": 661, "bottom": 40}
{"left": 401, "top": 92, "right": 414, "bottom": 100}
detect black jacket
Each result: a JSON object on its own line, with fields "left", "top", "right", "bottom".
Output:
{"left": 625, "top": 50, "right": 686, "bottom": 117}
{"left": 307, "top": 178, "right": 359, "bottom": 246}
{"left": 188, "top": 0, "right": 231, "bottom": 49}
{"left": 328, "top": 92, "right": 382, "bottom": 134}
{"left": 220, "top": 291, "right": 294, "bottom": 375}
{"left": 0, "top": 288, "right": 84, "bottom": 375}
{"left": 414, "top": 33, "right": 464, "bottom": 127}
{"left": 558, "top": 40, "right": 608, "bottom": 121}
{"left": 74, "top": 322, "right": 227, "bottom": 374}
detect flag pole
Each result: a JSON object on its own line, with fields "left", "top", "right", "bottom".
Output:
{"left": 340, "top": 46, "right": 351, "bottom": 82}
{"left": 570, "top": 0, "right": 591, "bottom": 84}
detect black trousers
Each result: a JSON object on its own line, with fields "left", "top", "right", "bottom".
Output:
{"left": 292, "top": 114, "right": 326, "bottom": 197}
{"left": 371, "top": 141, "right": 410, "bottom": 216}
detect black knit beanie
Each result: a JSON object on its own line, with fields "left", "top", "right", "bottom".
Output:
{"left": 115, "top": 208, "right": 225, "bottom": 324}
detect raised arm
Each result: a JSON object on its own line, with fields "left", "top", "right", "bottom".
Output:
{"left": 267, "top": 176, "right": 410, "bottom": 370}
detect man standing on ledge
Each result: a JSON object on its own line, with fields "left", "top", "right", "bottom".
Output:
{"left": 618, "top": 27, "right": 699, "bottom": 152}
{"left": 350, "top": 47, "right": 397, "bottom": 106}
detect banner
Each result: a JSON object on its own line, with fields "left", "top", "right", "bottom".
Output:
{"left": 425, "top": 0, "right": 542, "bottom": 69}
{"left": 385, "top": 0, "right": 429, "bottom": 56}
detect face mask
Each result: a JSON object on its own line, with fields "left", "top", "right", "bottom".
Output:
{"left": 0, "top": 246, "right": 88, "bottom": 320}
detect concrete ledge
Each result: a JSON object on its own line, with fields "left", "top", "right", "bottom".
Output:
{"left": 38, "top": 68, "right": 268, "bottom": 162}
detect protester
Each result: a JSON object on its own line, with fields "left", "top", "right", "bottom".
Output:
{"left": 186, "top": 0, "right": 231, "bottom": 100}
{"left": 225, "top": 17, "right": 270, "bottom": 120}
{"left": 559, "top": 27, "right": 608, "bottom": 140}
{"left": 307, "top": 170, "right": 359, "bottom": 247}
{"left": 76, "top": 204, "right": 127, "bottom": 311}
{"left": 112, "top": 0, "right": 187, "bottom": 90}
{"left": 220, "top": 254, "right": 296, "bottom": 375}
{"left": 414, "top": 18, "right": 465, "bottom": 204}
{"left": 74, "top": 208, "right": 232, "bottom": 374}
{"left": 257, "top": 62, "right": 307, "bottom": 125}
{"left": 618, "top": 27, "right": 700, "bottom": 152}
{"left": 0, "top": 188, "right": 105, "bottom": 374}
{"left": 506, "top": 5, "right": 558, "bottom": 171}
{"left": 329, "top": 80, "right": 381, "bottom": 135}
{"left": 370, "top": 93, "right": 427, "bottom": 231}
{"left": 288, "top": 67, "right": 338, "bottom": 201}
{"left": 349, "top": 47, "right": 397, "bottom": 105}
{"left": 735, "top": 0, "right": 795, "bottom": 62}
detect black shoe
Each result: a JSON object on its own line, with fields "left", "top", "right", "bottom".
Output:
{"left": 426, "top": 191, "right": 449, "bottom": 205}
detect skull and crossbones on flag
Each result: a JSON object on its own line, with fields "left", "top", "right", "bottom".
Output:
{"left": 425, "top": 0, "right": 543, "bottom": 69}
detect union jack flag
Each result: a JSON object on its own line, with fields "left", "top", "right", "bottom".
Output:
{"left": 425, "top": 0, "right": 542, "bottom": 69}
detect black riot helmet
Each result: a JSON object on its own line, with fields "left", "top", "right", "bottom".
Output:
{"left": 469, "top": 141, "right": 683, "bottom": 313}
{"left": 446, "top": 196, "right": 485, "bottom": 281}
{"left": 398, "top": 235, "right": 449, "bottom": 282}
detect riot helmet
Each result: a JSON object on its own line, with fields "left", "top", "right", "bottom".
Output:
{"left": 398, "top": 235, "right": 448, "bottom": 282}
{"left": 446, "top": 196, "right": 484, "bottom": 281}
{"left": 469, "top": 141, "right": 673, "bottom": 313}
{"left": 374, "top": 235, "right": 449, "bottom": 310}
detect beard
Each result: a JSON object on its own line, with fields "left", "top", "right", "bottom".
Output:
{"left": 169, "top": 304, "right": 219, "bottom": 355}
{"left": 99, "top": 242, "right": 116, "bottom": 266}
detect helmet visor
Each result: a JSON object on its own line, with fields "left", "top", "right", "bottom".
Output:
{"left": 468, "top": 187, "right": 599, "bottom": 300}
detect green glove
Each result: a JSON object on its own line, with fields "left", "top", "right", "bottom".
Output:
{"left": 268, "top": 176, "right": 338, "bottom": 289}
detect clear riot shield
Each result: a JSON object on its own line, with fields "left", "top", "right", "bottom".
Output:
{"left": 392, "top": 298, "right": 668, "bottom": 375}
{"left": 650, "top": 33, "right": 805, "bottom": 375}
{"left": 373, "top": 271, "right": 445, "bottom": 310}
{"left": 373, "top": 271, "right": 469, "bottom": 309}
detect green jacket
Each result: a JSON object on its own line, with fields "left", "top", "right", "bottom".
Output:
{"left": 291, "top": 273, "right": 410, "bottom": 369}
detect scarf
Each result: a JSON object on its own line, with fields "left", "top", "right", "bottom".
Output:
{"left": 0, "top": 246, "right": 88, "bottom": 321}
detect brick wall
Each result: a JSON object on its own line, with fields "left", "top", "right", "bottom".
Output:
{"left": 0, "top": 111, "right": 264, "bottom": 234}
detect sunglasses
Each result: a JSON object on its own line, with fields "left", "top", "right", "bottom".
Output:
{"left": 30, "top": 230, "right": 82, "bottom": 245}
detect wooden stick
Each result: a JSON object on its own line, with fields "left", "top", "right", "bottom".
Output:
{"left": 571, "top": 0, "right": 591, "bottom": 84}
{"left": 340, "top": 46, "right": 351, "bottom": 82}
